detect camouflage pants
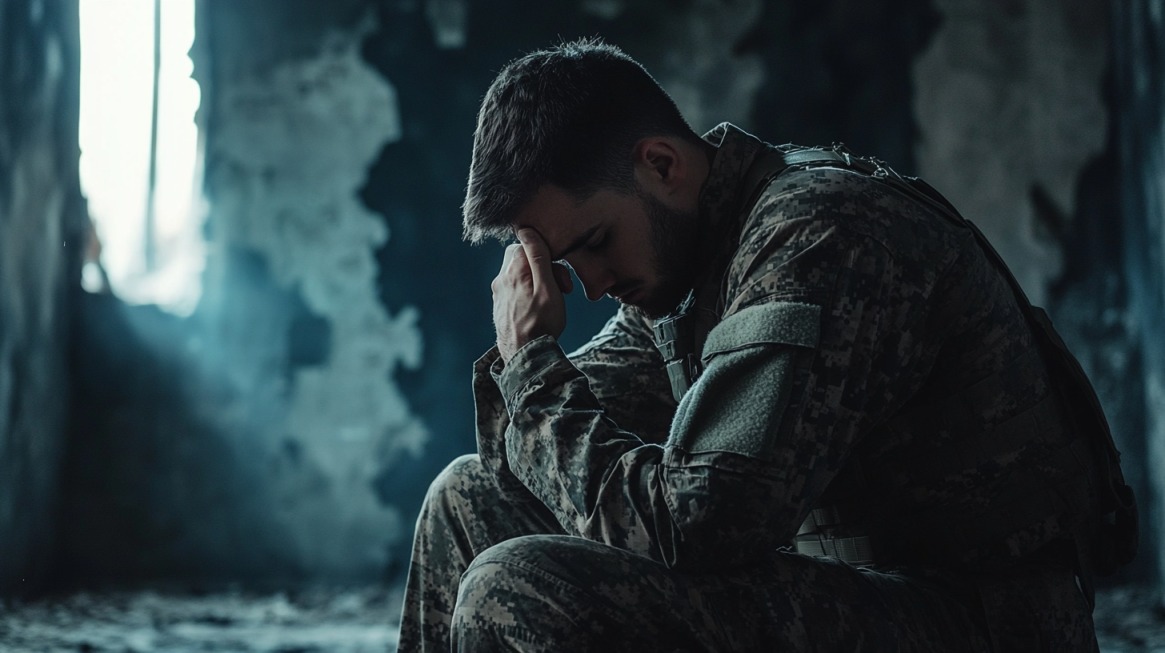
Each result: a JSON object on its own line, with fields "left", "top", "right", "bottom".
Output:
{"left": 397, "top": 455, "right": 1092, "bottom": 652}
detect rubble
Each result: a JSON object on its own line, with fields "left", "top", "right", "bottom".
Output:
{"left": 0, "top": 587, "right": 401, "bottom": 653}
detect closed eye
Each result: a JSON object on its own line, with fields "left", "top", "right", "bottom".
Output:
{"left": 586, "top": 231, "right": 607, "bottom": 251}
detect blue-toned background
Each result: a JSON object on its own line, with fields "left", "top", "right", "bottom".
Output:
{"left": 1, "top": 0, "right": 1160, "bottom": 615}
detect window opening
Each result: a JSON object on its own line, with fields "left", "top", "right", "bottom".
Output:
{"left": 79, "top": 0, "right": 203, "bottom": 315}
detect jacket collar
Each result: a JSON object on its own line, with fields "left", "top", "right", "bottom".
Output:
{"left": 682, "top": 123, "right": 770, "bottom": 316}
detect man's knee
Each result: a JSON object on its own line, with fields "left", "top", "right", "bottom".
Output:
{"left": 411, "top": 454, "right": 489, "bottom": 547}
{"left": 456, "top": 535, "right": 641, "bottom": 621}
{"left": 463, "top": 534, "right": 613, "bottom": 582}
{"left": 418, "top": 454, "right": 486, "bottom": 515}
{"left": 460, "top": 535, "right": 561, "bottom": 585}
{"left": 427, "top": 453, "right": 485, "bottom": 498}
{"left": 453, "top": 536, "right": 598, "bottom": 649}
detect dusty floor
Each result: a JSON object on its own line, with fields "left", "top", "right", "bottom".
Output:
{"left": 0, "top": 587, "right": 401, "bottom": 652}
{"left": 0, "top": 585, "right": 1162, "bottom": 652}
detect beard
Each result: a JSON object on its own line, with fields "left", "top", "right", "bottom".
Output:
{"left": 636, "top": 189, "right": 700, "bottom": 319}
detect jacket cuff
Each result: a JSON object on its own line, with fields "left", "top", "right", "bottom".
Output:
{"left": 474, "top": 345, "right": 503, "bottom": 376}
{"left": 491, "top": 335, "right": 570, "bottom": 412}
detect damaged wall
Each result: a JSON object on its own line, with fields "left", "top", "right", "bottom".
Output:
{"left": 0, "top": 0, "right": 85, "bottom": 595}
{"left": 59, "top": 0, "right": 426, "bottom": 586}
{"left": 194, "top": 6, "right": 426, "bottom": 580}
{"left": 358, "top": 0, "right": 781, "bottom": 536}
{"left": 913, "top": 0, "right": 1161, "bottom": 584}
{"left": 55, "top": 0, "right": 940, "bottom": 587}
{"left": 359, "top": 0, "right": 941, "bottom": 525}
{"left": 1112, "top": 0, "right": 1165, "bottom": 585}
{"left": 55, "top": 0, "right": 1158, "bottom": 590}
{"left": 914, "top": 0, "right": 1109, "bottom": 308}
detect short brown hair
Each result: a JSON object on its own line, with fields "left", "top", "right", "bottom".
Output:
{"left": 462, "top": 38, "right": 700, "bottom": 244}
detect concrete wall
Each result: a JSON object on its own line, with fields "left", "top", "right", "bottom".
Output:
{"left": 914, "top": 0, "right": 1109, "bottom": 307}
{"left": 56, "top": 0, "right": 777, "bottom": 589}
{"left": 53, "top": 0, "right": 1159, "bottom": 590}
{"left": 0, "top": 0, "right": 85, "bottom": 595}
{"left": 914, "top": 0, "right": 1161, "bottom": 584}
{"left": 1112, "top": 0, "right": 1165, "bottom": 587}
{"left": 58, "top": 0, "right": 423, "bottom": 587}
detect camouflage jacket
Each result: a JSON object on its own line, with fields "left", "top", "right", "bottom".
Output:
{"left": 472, "top": 123, "right": 1094, "bottom": 572}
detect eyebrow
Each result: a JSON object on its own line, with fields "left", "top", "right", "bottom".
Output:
{"left": 551, "top": 225, "right": 599, "bottom": 261}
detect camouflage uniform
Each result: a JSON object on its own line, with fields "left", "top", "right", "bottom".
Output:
{"left": 397, "top": 124, "right": 1099, "bottom": 652}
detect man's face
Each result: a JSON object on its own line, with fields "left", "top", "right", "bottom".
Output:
{"left": 514, "top": 183, "right": 699, "bottom": 318}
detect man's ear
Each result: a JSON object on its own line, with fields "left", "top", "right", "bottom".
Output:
{"left": 632, "top": 137, "right": 684, "bottom": 193}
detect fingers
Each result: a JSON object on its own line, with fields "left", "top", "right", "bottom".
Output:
{"left": 491, "top": 229, "right": 568, "bottom": 360}
{"left": 516, "top": 228, "right": 554, "bottom": 295}
{"left": 500, "top": 242, "right": 522, "bottom": 270}
{"left": 495, "top": 241, "right": 559, "bottom": 295}
{"left": 494, "top": 230, "right": 569, "bottom": 295}
{"left": 493, "top": 243, "right": 526, "bottom": 296}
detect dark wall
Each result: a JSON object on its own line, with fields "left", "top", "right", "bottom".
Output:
{"left": 0, "top": 0, "right": 85, "bottom": 596}
{"left": 52, "top": 0, "right": 1160, "bottom": 590}
{"left": 1014, "top": 0, "right": 1165, "bottom": 585}
{"left": 58, "top": 0, "right": 424, "bottom": 588}
{"left": 359, "top": 0, "right": 940, "bottom": 534}
{"left": 1110, "top": 0, "right": 1165, "bottom": 584}
{"left": 52, "top": 0, "right": 939, "bottom": 588}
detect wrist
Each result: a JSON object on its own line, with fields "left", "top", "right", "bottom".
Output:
{"left": 499, "top": 325, "right": 557, "bottom": 363}
{"left": 492, "top": 335, "right": 565, "bottom": 410}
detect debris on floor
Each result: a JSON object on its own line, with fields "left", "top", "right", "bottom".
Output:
{"left": 1, "top": 584, "right": 1163, "bottom": 652}
{"left": 0, "top": 587, "right": 401, "bottom": 653}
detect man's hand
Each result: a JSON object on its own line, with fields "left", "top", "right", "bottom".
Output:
{"left": 492, "top": 228, "right": 573, "bottom": 362}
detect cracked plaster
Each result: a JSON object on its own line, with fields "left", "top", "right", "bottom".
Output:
{"left": 913, "top": 0, "right": 1108, "bottom": 306}
{"left": 205, "top": 26, "right": 425, "bottom": 576}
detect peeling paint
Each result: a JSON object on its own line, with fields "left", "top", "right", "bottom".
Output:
{"left": 204, "top": 23, "right": 426, "bottom": 577}
{"left": 913, "top": 0, "right": 1108, "bottom": 305}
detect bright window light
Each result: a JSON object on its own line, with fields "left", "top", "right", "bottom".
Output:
{"left": 79, "top": 0, "right": 203, "bottom": 315}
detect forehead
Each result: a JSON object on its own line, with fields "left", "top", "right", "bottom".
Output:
{"left": 513, "top": 185, "right": 585, "bottom": 235}
{"left": 513, "top": 185, "right": 626, "bottom": 257}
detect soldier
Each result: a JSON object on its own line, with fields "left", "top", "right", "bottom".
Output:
{"left": 397, "top": 38, "right": 1134, "bottom": 652}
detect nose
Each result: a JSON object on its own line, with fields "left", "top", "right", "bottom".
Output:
{"left": 574, "top": 265, "right": 615, "bottom": 302}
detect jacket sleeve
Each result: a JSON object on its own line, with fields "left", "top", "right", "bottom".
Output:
{"left": 471, "top": 304, "right": 676, "bottom": 501}
{"left": 494, "top": 182, "right": 939, "bottom": 570}
{"left": 565, "top": 305, "right": 677, "bottom": 444}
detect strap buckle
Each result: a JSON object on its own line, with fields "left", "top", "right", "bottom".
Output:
{"left": 794, "top": 505, "right": 877, "bottom": 566}
{"left": 653, "top": 291, "right": 701, "bottom": 402}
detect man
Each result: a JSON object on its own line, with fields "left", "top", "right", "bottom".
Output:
{"left": 397, "top": 38, "right": 1128, "bottom": 651}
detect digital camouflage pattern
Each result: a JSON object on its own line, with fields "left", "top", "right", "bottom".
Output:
{"left": 397, "top": 124, "right": 1100, "bottom": 652}
{"left": 402, "top": 455, "right": 996, "bottom": 652}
